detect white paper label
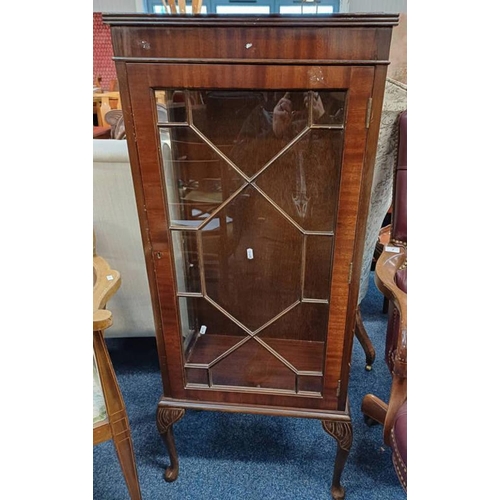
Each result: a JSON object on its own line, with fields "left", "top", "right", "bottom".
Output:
{"left": 385, "top": 246, "right": 401, "bottom": 254}
{"left": 200, "top": 325, "right": 207, "bottom": 335}
{"left": 246, "top": 248, "right": 254, "bottom": 260}
{"left": 106, "top": 275, "right": 114, "bottom": 280}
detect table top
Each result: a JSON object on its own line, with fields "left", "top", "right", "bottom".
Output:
{"left": 93, "top": 91, "right": 120, "bottom": 100}
{"left": 93, "top": 126, "right": 111, "bottom": 139}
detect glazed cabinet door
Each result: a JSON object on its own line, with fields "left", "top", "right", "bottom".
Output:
{"left": 125, "top": 63, "right": 374, "bottom": 411}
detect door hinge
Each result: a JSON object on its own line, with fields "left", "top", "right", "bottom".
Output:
{"left": 336, "top": 380, "right": 342, "bottom": 397}
{"left": 365, "top": 97, "right": 373, "bottom": 128}
{"left": 348, "top": 262, "right": 353, "bottom": 284}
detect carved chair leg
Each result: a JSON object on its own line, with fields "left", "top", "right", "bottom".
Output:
{"left": 156, "top": 406, "right": 185, "bottom": 482}
{"left": 113, "top": 432, "right": 142, "bottom": 500}
{"left": 354, "top": 308, "right": 376, "bottom": 370}
{"left": 322, "top": 420, "right": 353, "bottom": 500}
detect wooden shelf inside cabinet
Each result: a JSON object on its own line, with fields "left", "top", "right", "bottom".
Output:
{"left": 184, "top": 334, "right": 325, "bottom": 394}
{"left": 104, "top": 13, "right": 398, "bottom": 499}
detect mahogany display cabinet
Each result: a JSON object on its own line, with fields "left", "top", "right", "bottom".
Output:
{"left": 104, "top": 13, "right": 398, "bottom": 499}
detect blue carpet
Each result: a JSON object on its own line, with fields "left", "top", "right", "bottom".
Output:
{"left": 94, "top": 272, "right": 406, "bottom": 499}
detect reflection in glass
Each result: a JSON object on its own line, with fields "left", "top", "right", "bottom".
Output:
{"left": 193, "top": 91, "right": 317, "bottom": 176}
{"left": 313, "top": 91, "right": 346, "bottom": 125}
{"left": 257, "top": 129, "right": 343, "bottom": 232}
{"left": 154, "top": 90, "right": 188, "bottom": 123}
{"left": 171, "top": 230, "right": 201, "bottom": 294}
{"left": 160, "top": 127, "right": 245, "bottom": 228}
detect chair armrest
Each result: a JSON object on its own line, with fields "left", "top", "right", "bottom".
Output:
{"left": 375, "top": 245, "right": 407, "bottom": 444}
{"left": 93, "top": 256, "right": 121, "bottom": 311}
{"left": 94, "top": 309, "right": 113, "bottom": 331}
{"left": 93, "top": 254, "right": 121, "bottom": 332}
{"left": 375, "top": 247, "right": 407, "bottom": 378}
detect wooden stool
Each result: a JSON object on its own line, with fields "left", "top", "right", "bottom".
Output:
{"left": 93, "top": 245, "right": 142, "bottom": 500}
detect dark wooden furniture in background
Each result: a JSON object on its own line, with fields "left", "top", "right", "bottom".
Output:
{"left": 362, "top": 110, "right": 407, "bottom": 491}
{"left": 93, "top": 246, "right": 142, "bottom": 500}
{"left": 104, "top": 13, "right": 398, "bottom": 499}
{"left": 354, "top": 220, "right": 391, "bottom": 370}
{"left": 93, "top": 90, "right": 122, "bottom": 127}
{"left": 93, "top": 125, "right": 112, "bottom": 139}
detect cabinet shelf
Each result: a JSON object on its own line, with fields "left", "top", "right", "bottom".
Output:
{"left": 185, "top": 334, "right": 325, "bottom": 393}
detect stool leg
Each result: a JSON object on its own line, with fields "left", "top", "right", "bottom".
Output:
{"left": 113, "top": 430, "right": 142, "bottom": 500}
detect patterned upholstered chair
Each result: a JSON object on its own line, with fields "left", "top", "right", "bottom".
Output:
{"left": 361, "top": 110, "right": 407, "bottom": 491}
{"left": 93, "top": 246, "right": 142, "bottom": 500}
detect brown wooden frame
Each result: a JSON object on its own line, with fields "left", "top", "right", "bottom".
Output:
{"left": 93, "top": 251, "right": 142, "bottom": 500}
{"left": 124, "top": 62, "right": 373, "bottom": 413}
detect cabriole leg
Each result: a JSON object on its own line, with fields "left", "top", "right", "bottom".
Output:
{"left": 355, "top": 308, "right": 376, "bottom": 370}
{"left": 322, "top": 420, "right": 353, "bottom": 500}
{"left": 156, "top": 406, "right": 185, "bottom": 482}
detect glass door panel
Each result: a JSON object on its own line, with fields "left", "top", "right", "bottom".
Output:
{"left": 171, "top": 230, "right": 201, "bottom": 294}
{"left": 255, "top": 129, "right": 343, "bottom": 232}
{"left": 180, "top": 296, "right": 248, "bottom": 367}
{"left": 202, "top": 184, "right": 303, "bottom": 331}
{"left": 191, "top": 90, "right": 314, "bottom": 177}
{"left": 160, "top": 126, "right": 246, "bottom": 229}
{"left": 256, "top": 302, "right": 329, "bottom": 345}
{"left": 158, "top": 88, "right": 346, "bottom": 395}
{"left": 210, "top": 337, "right": 296, "bottom": 391}
{"left": 303, "top": 235, "right": 334, "bottom": 301}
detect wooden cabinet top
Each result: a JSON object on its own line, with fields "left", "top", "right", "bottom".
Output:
{"left": 103, "top": 13, "right": 399, "bottom": 27}
{"left": 103, "top": 13, "right": 399, "bottom": 64}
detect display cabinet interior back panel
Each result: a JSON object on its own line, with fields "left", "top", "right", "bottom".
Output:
{"left": 104, "top": 13, "right": 398, "bottom": 499}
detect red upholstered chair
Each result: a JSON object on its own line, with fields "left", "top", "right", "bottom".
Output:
{"left": 361, "top": 110, "right": 407, "bottom": 491}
